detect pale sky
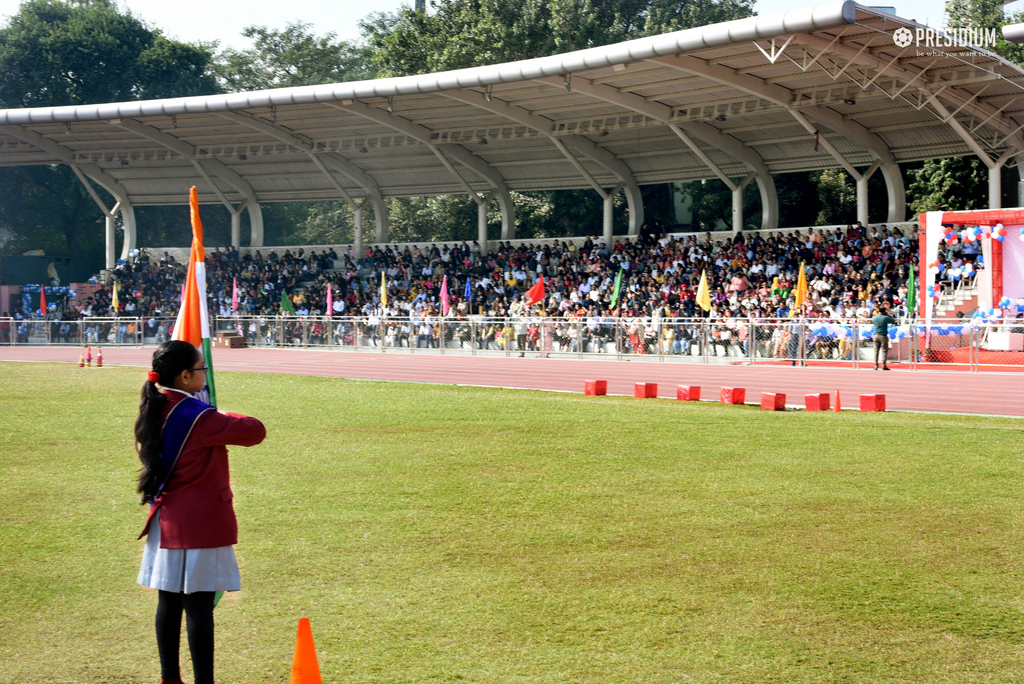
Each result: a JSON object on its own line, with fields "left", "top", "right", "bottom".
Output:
{"left": 0, "top": 0, "right": 964, "bottom": 53}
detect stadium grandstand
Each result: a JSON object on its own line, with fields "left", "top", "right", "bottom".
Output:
{"left": 2, "top": 1, "right": 1023, "bottom": 365}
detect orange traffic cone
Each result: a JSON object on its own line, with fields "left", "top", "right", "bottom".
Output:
{"left": 85, "top": 345, "right": 92, "bottom": 367}
{"left": 97, "top": 346, "right": 103, "bottom": 367}
{"left": 79, "top": 351, "right": 84, "bottom": 367}
{"left": 290, "top": 618, "right": 322, "bottom": 684}
{"left": 833, "top": 390, "right": 841, "bottom": 413}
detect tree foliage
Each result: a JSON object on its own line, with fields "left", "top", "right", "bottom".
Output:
{"left": 0, "top": 0, "right": 218, "bottom": 109}
{"left": 906, "top": 157, "right": 1018, "bottom": 214}
{"left": 354, "top": 0, "right": 750, "bottom": 239}
{"left": 361, "top": 0, "right": 754, "bottom": 76}
{"left": 214, "top": 22, "right": 372, "bottom": 92}
{"left": 0, "top": 0, "right": 221, "bottom": 260}
{"left": 18, "top": 0, "right": 1021, "bottom": 256}
{"left": 815, "top": 169, "right": 856, "bottom": 225}
{"left": 905, "top": 0, "right": 1024, "bottom": 216}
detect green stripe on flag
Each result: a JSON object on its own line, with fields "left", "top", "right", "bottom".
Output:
{"left": 906, "top": 266, "right": 916, "bottom": 317}
{"left": 202, "top": 337, "right": 217, "bottom": 408}
{"left": 202, "top": 336, "right": 219, "bottom": 608}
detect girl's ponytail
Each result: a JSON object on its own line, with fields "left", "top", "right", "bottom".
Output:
{"left": 135, "top": 379, "right": 166, "bottom": 503}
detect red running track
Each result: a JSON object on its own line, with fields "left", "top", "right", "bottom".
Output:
{"left": 3, "top": 346, "right": 1022, "bottom": 417}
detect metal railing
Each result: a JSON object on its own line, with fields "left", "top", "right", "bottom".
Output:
{"left": 3, "top": 315, "right": 1021, "bottom": 371}
{"left": 0, "top": 316, "right": 173, "bottom": 347}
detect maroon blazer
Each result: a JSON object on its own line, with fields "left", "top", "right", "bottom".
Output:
{"left": 139, "top": 391, "right": 266, "bottom": 548}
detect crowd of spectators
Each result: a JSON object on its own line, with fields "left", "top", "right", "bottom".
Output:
{"left": 5, "top": 221, "right": 985, "bottom": 344}
{"left": 115, "top": 222, "right": 927, "bottom": 317}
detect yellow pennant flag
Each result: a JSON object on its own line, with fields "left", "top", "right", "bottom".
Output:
{"left": 112, "top": 281, "right": 120, "bottom": 312}
{"left": 794, "top": 261, "right": 808, "bottom": 308}
{"left": 380, "top": 272, "right": 387, "bottom": 308}
{"left": 695, "top": 269, "right": 712, "bottom": 313}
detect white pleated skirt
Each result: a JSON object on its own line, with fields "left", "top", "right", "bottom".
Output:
{"left": 137, "top": 510, "right": 241, "bottom": 594}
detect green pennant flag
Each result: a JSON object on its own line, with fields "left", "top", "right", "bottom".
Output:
{"left": 280, "top": 289, "right": 296, "bottom": 315}
{"left": 906, "top": 266, "right": 916, "bottom": 317}
{"left": 609, "top": 267, "right": 624, "bottom": 309}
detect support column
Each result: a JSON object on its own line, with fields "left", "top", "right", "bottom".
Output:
{"left": 246, "top": 201, "right": 264, "bottom": 247}
{"left": 603, "top": 192, "right": 614, "bottom": 247}
{"left": 732, "top": 173, "right": 755, "bottom": 234}
{"left": 353, "top": 206, "right": 363, "bottom": 260}
{"left": 119, "top": 204, "right": 136, "bottom": 260}
{"left": 756, "top": 175, "right": 779, "bottom": 230}
{"left": 369, "top": 194, "right": 388, "bottom": 245}
{"left": 732, "top": 186, "right": 743, "bottom": 234}
{"left": 624, "top": 182, "right": 644, "bottom": 236}
{"left": 105, "top": 215, "right": 116, "bottom": 270}
{"left": 71, "top": 163, "right": 131, "bottom": 268}
{"left": 231, "top": 211, "right": 241, "bottom": 248}
{"left": 856, "top": 175, "right": 869, "bottom": 226}
{"left": 989, "top": 162, "right": 1003, "bottom": 209}
{"left": 880, "top": 162, "right": 906, "bottom": 222}
{"left": 375, "top": 203, "right": 387, "bottom": 244}
{"left": 497, "top": 188, "right": 515, "bottom": 241}
{"left": 477, "top": 200, "right": 489, "bottom": 256}
{"left": 853, "top": 160, "right": 879, "bottom": 224}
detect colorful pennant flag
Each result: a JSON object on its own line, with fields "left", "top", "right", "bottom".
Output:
{"left": 111, "top": 281, "right": 119, "bottom": 313}
{"left": 231, "top": 277, "right": 238, "bottom": 314}
{"left": 39, "top": 286, "right": 47, "bottom": 316}
{"left": 172, "top": 186, "right": 216, "bottom": 407}
{"left": 525, "top": 275, "right": 545, "bottom": 306}
{"left": 906, "top": 266, "right": 917, "bottom": 317}
{"left": 326, "top": 284, "right": 333, "bottom": 317}
{"left": 794, "top": 261, "right": 808, "bottom": 308}
{"left": 609, "top": 267, "right": 624, "bottom": 309}
{"left": 380, "top": 272, "right": 387, "bottom": 308}
{"left": 440, "top": 275, "right": 449, "bottom": 316}
{"left": 695, "top": 270, "right": 712, "bottom": 313}
{"left": 280, "top": 290, "right": 296, "bottom": 315}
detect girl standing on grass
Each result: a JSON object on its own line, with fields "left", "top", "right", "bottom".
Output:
{"left": 134, "top": 340, "right": 266, "bottom": 684}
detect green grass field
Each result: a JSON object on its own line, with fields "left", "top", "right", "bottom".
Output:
{"left": 1, "top": 362, "right": 1023, "bottom": 683}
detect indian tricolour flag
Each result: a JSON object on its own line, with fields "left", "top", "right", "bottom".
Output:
{"left": 172, "top": 186, "right": 217, "bottom": 407}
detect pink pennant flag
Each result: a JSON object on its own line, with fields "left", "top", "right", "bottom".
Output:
{"left": 326, "top": 283, "right": 333, "bottom": 316}
{"left": 232, "top": 277, "right": 238, "bottom": 314}
{"left": 440, "top": 275, "right": 449, "bottom": 316}
{"left": 180, "top": 282, "right": 186, "bottom": 305}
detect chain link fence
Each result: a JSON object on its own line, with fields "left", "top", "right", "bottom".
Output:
{"left": 2, "top": 315, "right": 1021, "bottom": 370}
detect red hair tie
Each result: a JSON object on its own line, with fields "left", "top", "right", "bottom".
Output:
{"left": 147, "top": 371, "right": 161, "bottom": 383}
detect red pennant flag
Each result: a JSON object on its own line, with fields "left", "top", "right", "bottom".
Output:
{"left": 524, "top": 275, "right": 545, "bottom": 306}
{"left": 39, "top": 286, "right": 47, "bottom": 316}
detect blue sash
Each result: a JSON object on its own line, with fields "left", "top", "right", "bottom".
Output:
{"left": 157, "top": 395, "right": 215, "bottom": 495}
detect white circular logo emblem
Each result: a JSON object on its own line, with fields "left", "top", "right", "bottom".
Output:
{"left": 893, "top": 28, "right": 913, "bottom": 48}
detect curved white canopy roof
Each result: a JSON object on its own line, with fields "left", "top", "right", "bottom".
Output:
{"left": 1, "top": 0, "right": 1021, "bottom": 211}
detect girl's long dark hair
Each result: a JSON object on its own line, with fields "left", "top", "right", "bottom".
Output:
{"left": 135, "top": 340, "right": 200, "bottom": 504}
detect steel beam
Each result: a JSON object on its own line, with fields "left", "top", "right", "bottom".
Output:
{"left": 330, "top": 101, "right": 515, "bottom": 241}
{"left": 440, "top": 89, "right": 644, "bottom": 234}
{"left": 216, "top": 110, "right": 388, "bottom": 242}
{"left": 543, "top": 74, "right": 775, "bottom": 230}
{"left": 2, "top": 124, "right": 136, "bottom": 267}
{"left": 113, "top": 118, "right": 265, "bottom": 245}
{"left": 649, "top": 53, "right": 906, "bottom": 222}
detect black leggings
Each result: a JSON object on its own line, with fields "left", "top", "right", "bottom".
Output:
{"left": 156, "top": 590, "right": 215, "bottom": 684}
